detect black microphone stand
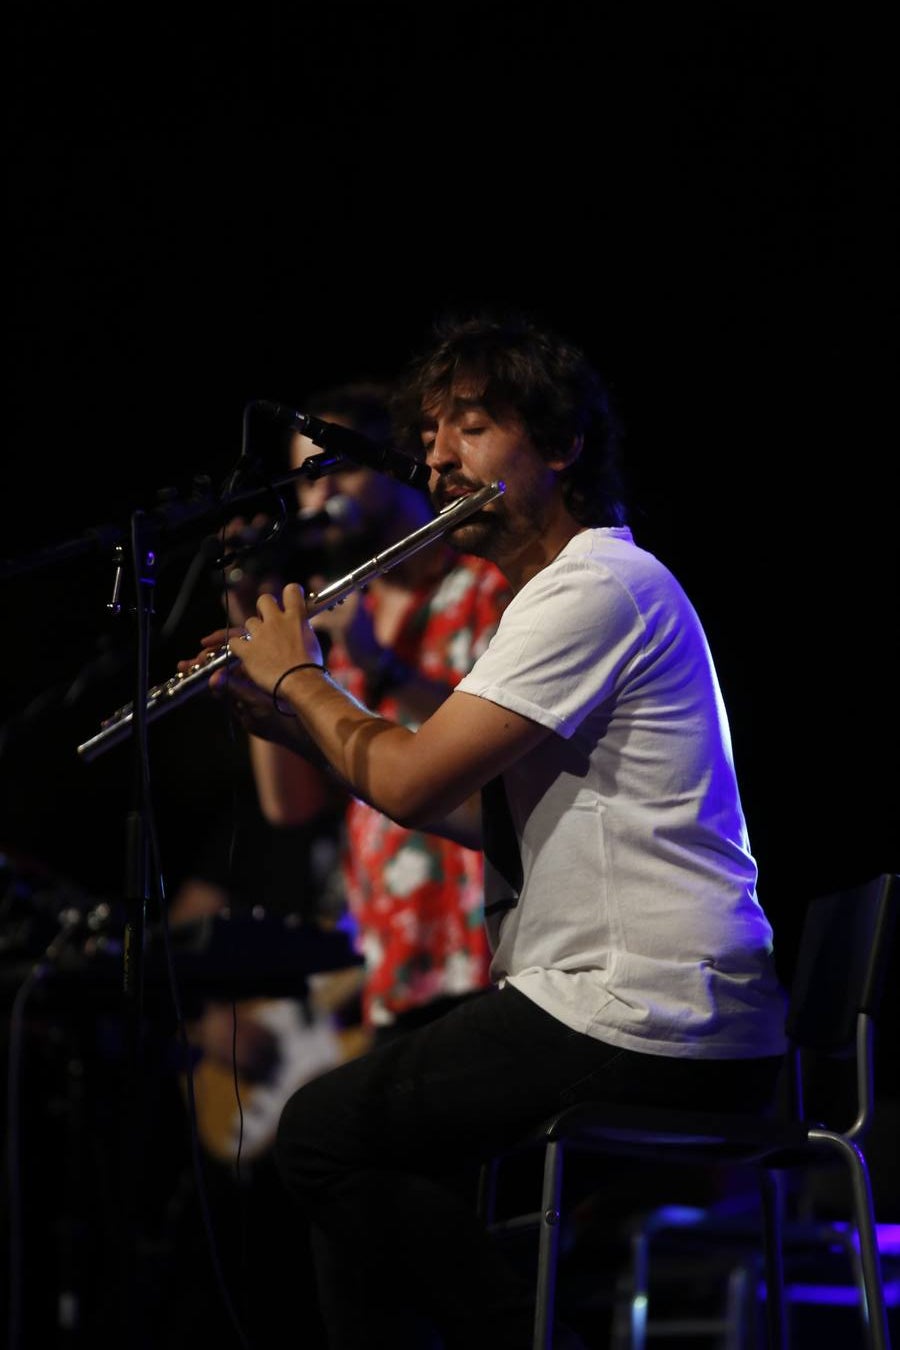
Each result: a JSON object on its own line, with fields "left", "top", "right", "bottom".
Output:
{"left": 98, "top": 450, "right": 358, "bottom": 1348}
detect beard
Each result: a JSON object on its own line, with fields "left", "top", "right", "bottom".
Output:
{"left": 444, "top": 472, "right": 550, "bottom": 562}
{"left": 432, "top": 476, "right": 507, "bottom": 558}
{"left": 444, "top": 513, "right": 502, "bottom": 558}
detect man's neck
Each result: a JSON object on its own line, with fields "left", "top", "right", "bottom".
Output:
{"left": 498, "top": 516, "right": 587, "bottom": 595}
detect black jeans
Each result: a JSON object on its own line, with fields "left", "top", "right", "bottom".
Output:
{"left": 274, "top": 984, "right": 782, "bottom": 1349}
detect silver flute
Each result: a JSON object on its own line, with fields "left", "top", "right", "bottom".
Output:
{"left": 77, "top": 480, "right": 505, "bottom": 762}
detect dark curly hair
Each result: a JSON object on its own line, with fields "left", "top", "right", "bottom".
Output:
{"left": 392, "top": 307, "right": 627, "bottom": 528}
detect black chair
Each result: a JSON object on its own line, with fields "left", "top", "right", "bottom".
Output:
{"left": 479, "top": 872, "right": 899, "bottom": 1350}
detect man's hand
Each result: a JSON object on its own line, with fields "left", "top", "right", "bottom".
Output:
{"left": 238, "top": 584, "right": 326, "bottom": 694}
{"left": 175, "top": 625, "right": 322, "bottom": 755}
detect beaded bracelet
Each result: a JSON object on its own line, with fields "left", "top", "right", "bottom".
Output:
{"left": 272, "top": 662, "right": 325, "bottom": 716}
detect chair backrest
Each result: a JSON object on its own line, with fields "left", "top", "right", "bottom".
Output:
{"left": 786, "top": 873, "right": 899, "bottom": 1053}
{"left": 775, "top": 874, "right": 898, "bottom": 1140}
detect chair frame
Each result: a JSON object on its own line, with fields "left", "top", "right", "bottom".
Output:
{"left": 480, "top": 872, "right": 898, "bottom": 1350}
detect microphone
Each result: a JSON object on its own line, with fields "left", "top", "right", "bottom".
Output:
{"left": 255, "top": 400, "right": 430, "bottom": 491}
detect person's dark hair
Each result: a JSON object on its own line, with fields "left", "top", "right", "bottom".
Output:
{"left": 306, "top": 380, "right": 393, "bottom": 444}
{"left": 393, "top": 308, "right": 627, "bottom": 527}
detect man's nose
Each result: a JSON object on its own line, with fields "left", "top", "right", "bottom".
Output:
{"left": 427, "top": 425, "right": 461, "bottom": 469}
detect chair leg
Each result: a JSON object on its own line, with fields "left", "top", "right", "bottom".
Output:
{"left": 759, "top": 1170, "right": 787, "bottom": 1350}
{"left": 809, "top": 1130, "right": 893, "bottom": 1350}
{"left": 724, "top": 1260, "right": 753, "bottom": 1350}
{"left": 534, "top": 1139, "right": 564, "bottom": 1350}
{"left": 627, "top": 1227, "right": 649, "bottom": 1350}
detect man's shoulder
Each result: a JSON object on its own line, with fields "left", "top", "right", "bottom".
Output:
{"left": 566, "top": 527, "right": 673, "bottom": 584}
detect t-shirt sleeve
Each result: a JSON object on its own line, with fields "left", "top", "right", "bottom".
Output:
{"left": 456, "top": 556, "right": 647, "bottom": 738}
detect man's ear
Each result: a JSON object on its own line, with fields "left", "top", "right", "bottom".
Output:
{"left": 547, "top": 433, "right": 584, "bottom": 472}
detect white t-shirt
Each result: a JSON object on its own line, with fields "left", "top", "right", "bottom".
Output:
{"left": 457, "top": 526, "right": 787, "bottom": 1059}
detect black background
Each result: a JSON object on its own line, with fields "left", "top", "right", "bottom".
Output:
{"left": 4, "top": 5, "right": 898, "bottom": 969}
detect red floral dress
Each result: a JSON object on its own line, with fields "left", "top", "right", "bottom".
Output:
{"left": 327, "top": 554, "right": 510, "bottom": 1030}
